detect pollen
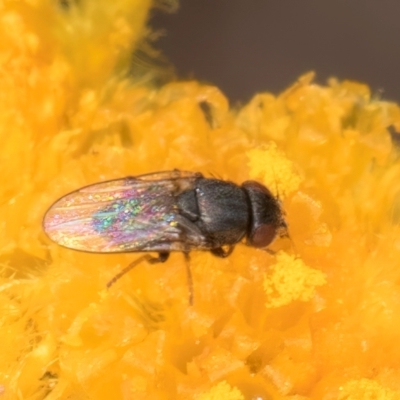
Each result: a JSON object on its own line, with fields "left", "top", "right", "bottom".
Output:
{"left": 197, "top": 381, "right": 245, "bottom": 400}
{"left": 247, "top": 144, "right": 302, "bottom": 198}
{"left": 263, "top": 252, "right": 326, "bottom": 308}
{"left": 338, "top": 378, "right": 398, "bottom": 400}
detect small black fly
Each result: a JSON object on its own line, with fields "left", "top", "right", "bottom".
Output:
{"left": 44, "top": 170, "right": 287, "bottom": 303}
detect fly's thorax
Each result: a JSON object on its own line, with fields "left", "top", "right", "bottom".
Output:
{"left": 242, "top": 180, "right": 285, "bottom": 248}
{"left": 177, "top": 178, "right": 250, "bottom": 247}
{"left": 177, "top": 189, "right": 199, "bottom": 222}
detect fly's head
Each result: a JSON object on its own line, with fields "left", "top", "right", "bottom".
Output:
{"left": 242, "top": 180, "right": 288, "bottom": 249}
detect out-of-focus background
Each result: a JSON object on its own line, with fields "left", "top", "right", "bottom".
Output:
{"left": 151, "top": 0, "right": 400, "bottom": 104}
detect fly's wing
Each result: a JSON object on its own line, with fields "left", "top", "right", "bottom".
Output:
{"left": 43, "top": 171, "right": 209, "bottom": 253}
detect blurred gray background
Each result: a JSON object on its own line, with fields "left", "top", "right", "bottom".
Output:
{"left": 151, "top": 0, "right": 400, "bottom": 104}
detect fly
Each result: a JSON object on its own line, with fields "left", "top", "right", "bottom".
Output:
{"left": 43, "top": 170, "right": 288, "bottom": 303}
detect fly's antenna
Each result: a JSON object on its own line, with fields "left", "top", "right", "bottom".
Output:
{"left": 280, "top": 227, "right": 298, "bottom": 256}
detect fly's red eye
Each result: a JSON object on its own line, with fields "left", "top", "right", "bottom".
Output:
{"left": 250, "top": 224, "right": 277, "bottom": 248}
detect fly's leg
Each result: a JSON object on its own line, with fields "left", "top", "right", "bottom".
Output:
{"left": 183, "top": 253, "right": 194, "bottom": 306}
{"left": 148, "top": 251, "right": 170, "bottom": 264}
{"left": 107, "top": 252, "right": 170, "bottom": 288}
{"left": 106, "top": 251, "right": 195, "bottom": 307}
{"left": 210, "top": 245, "right": 234, "bottom": 258}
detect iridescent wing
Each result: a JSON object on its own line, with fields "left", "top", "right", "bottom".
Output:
{"left": 43, "top": 170, "right": 210, "bottom": 253}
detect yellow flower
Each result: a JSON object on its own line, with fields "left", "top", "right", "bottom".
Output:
{"left": 1, "top": 1, "right": 400, "bottom": 399}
